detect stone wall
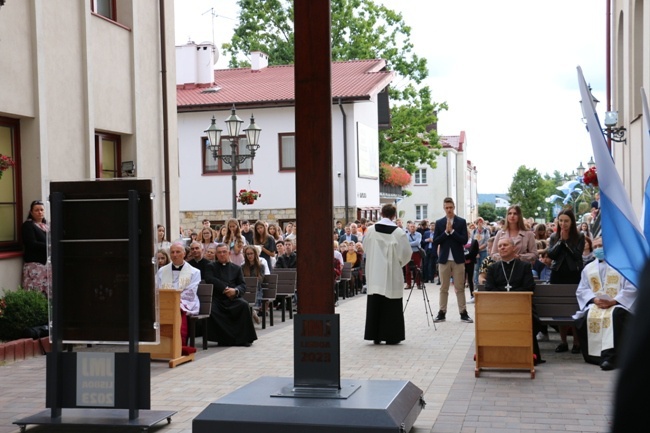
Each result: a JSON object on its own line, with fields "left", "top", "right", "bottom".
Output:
{"left": 180, "top": 207, "right": 352, "bottom": 233}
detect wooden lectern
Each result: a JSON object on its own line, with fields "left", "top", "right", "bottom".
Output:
{"left": 474, "top": 291, "right": 535, "bottom": 379}
{"left": 140, "top": 289, "right": 195, "bottom": 368}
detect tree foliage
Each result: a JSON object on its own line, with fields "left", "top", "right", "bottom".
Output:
{"left": 478, "top": 202, "right": 497, "bottom": 223}
{"left": 224, "top": 0, "right": 445, "bottom": 173}
{"left": 507, "top": 166, "right": 550, "bottom": 219}
{"left": 380, "top": 86, "right": 447, "bottom": 173}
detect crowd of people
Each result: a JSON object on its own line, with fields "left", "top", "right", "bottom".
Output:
{"left": 345, "top": 198, "right": 633, "bottom": 371}
{"left": 155, "top": 218, "right": 299, "bottom": 349}
{"left": 21, "top": 187, "right": 626, "bottom": 370}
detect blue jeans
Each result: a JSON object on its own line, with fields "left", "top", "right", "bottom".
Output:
{"left": 473, "top": 250, "right": 488, "bottom": 285}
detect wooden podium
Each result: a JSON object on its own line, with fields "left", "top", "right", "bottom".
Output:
{"left": 140, "top": 289, "right": 195, "bottom": 368}
{"left": 474, "top": 292, "right": 535, "bottom": 379}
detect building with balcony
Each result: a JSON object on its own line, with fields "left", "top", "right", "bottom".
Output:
{"left": 0, "top": 0, "right": 179, "bottom": 291}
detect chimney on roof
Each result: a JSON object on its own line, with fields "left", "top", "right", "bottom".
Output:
{"left": 251, "top": 51, "right": 269, "bottom": 71}
{"left": 175, "top": 41, "right": 217, "bottom": 86}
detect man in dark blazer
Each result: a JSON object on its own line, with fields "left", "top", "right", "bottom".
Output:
{"left": 338, "top": 224, "right": 358, "bottom": 244}
{"left": 431, "top": 197, "right": 472, "bottom": 323}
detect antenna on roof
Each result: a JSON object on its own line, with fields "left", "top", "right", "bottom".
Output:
{"left": 201, "top": 8, "right": 217, "bottom": 50}
{"left": 201, "top": 7, "right": 236, "bottom": 50}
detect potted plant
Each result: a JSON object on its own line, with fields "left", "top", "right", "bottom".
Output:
{"left": 0, "top": 154, "right": 15, "bottom": 180}
{"left": 237, "top": 189, "right": 261, "bottom": 205}
{"left": 582, "top": 166, "right": 598, "bottom": 187}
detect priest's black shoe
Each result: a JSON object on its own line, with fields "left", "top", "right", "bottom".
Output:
{"left": 600, "top": 360, "right": 616, "bottom": 371}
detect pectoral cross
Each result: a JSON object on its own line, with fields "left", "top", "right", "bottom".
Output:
{"left": 505, "top": 284, "right": 512, "bottom": 291}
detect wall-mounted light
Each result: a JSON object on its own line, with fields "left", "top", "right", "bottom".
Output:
{"left": 603, "top": 111, "right": 627, "bottom": 143}
{"left": 580, "top": 85, "right": 626, "bottom": 144}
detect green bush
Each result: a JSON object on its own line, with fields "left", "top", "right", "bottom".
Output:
{"left": 0, "top": 289, "right": 48, "bottom": 341}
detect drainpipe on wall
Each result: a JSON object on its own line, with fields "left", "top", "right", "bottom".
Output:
{"left": 159, "top": 0, "right": 172, "bottom": 232}
{"left": 338, "top": 99, "right": 349, "bottom": 223}
{"left": 605, "top": 0, "right": 612, "bottom": 152}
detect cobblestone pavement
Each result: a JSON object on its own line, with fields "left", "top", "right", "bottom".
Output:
{"left": 1, "top": 283, "right": 615, "bottom": 433}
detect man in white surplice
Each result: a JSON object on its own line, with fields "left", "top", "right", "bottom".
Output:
{"left": 156, "top": 242, "right": 201, "bottom": 348}
{"left": 363, "top": 204, "right": 413, "bottom": 345}
{"left": 573, "top": 246, "right": 637, "bottom": 371}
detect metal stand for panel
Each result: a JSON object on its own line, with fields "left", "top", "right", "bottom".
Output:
{"left": 14, "top": 189, "right": 175, "bottom": 432}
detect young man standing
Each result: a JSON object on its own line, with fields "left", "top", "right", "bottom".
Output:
{"left": 432, "top": 197, "right": 472, "bottom": 323}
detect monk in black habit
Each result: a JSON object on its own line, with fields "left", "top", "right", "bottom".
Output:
{"left": 203, "top": 243, "right": 257, "bottom": 346}
{"left": 484, "top": 237, "right": 544, "bottom": 365}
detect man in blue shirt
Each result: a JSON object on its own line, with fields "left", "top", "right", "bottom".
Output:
{"left": 405, "top": 222, "right": 422, "bottom": 289}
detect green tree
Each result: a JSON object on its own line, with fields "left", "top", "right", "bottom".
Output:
{"left": 478, "top": 202, "right": 497, "bottom": 223}
{"left": 508, "top": 166, "right": 549, "bottom": 219}
{"left": 224, "top": 0, "right": 445, "bottom": 173}
{"left": 225, "top": 0, "right": 428, "bottom": 88}
{"left": 380, "top": 86, "right": 447, "bottom": 173}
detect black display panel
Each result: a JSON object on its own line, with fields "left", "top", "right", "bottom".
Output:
{"left": 49, "top": 180, "right": 157, "bottom": 343}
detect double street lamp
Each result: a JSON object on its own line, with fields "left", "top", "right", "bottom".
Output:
{"left": 576, "top": 157, "right": 596, "bottom": 178}
{"left": 204, "top": 105, "right": 262, "bottom": 218}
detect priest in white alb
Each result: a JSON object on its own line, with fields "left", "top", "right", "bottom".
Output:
{"left": 363, "top": 204, "right": 413, "bottom": 345}
{"left": 574, "top": 246, "right": 636, "bottom": 371}
{"left": 155, "top": 242, "right": 201, "bottom": 352}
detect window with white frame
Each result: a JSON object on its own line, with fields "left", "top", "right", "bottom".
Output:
{"left": 414, "top": 168, "right": 427, "bottom": 185}
{"left": 202, "top": 136, "right": 253, "bottom": 174}
{"left": 415, "top": 205, "right": 428, "bottom": 221}
{"left": 279, "top": 133, "right": 295, "bottom": 170}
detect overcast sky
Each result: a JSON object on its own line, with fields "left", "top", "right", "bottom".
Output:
{"left": 174, "top": 0, "right": 607, "bottom": 194}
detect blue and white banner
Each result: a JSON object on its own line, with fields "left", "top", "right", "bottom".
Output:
{"left": 577, "top": 67, "right": 649, "bottom": 288}
{"left": 641, "top": 88, "right": 650, "bottom": 245}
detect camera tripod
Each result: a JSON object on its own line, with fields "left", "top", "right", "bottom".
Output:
{"left": 403, "top": 262, "right": 437, "bottom": 329}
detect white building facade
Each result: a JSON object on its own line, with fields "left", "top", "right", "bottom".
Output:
{"left": 176, "top": 44, "right": 393, "bottom": 230}
{"left": 0, "top": 0, "right": 179, "bottom": 291}
{"left": 398, "top": 132, "right": 476, "bottom": 223}
{"left": 610, "top": 0, "right": 649, "bottom": 214}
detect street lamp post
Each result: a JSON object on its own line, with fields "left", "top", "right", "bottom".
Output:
{"left": 205, "top": 105, "right": 262, "bottom": 218}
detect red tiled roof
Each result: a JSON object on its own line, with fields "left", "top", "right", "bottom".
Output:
{"left": 177, "top": 59, "right": 394, "bottom": 111}
{"left": 440, "top": 131, "right": 466, "bottom": 152}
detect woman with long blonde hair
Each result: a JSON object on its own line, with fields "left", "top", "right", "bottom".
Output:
{"left": 199, "top": 226, "right": 215, "bottom": 253}
{"left": 253, "top": 221, "right": 276, "bottom": 271}
{"left": 242, "top": 245, "right": 270, "bottom": 323}
{"left": 490, "top": 205, "right": 537, "bottom": 264}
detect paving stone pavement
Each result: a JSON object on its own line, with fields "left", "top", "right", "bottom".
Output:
{"left": 1, "top": 283, "right": 616, "bottom": 433}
